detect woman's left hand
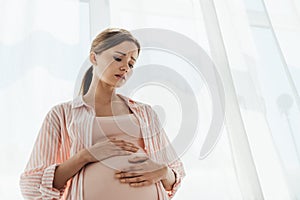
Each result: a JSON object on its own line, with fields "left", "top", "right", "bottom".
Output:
{"left": 114, "top": 156, "right": 168, "bottom": 187}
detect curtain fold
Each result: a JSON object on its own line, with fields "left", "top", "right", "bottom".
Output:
{"left": 212, "top": 0, "right": 300, "bottom": 199}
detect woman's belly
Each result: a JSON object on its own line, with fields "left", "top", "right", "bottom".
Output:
{"left": 83, "top": 148, "right": 159, "bottom": 200}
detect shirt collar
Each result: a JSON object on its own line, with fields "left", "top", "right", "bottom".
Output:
{"left": 71, "top": 95, "right": 87, "bottom": 109}
{"left": 71, "top": 93, "right": 139, "bottom": 109}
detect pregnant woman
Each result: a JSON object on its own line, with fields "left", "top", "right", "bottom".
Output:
{"left": 19, "top": 28, "right": 185, "bottom": 200}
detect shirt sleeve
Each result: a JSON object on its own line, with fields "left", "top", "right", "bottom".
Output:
{"left": 147, "top": 105, "right": 186, "bottom": 199}
{"left": 19, "top": 105, "right": 67, "bottom": 200}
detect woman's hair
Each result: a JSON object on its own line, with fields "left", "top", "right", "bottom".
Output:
{"left": 79, "top": 28, "right": 141, "bottom": 96}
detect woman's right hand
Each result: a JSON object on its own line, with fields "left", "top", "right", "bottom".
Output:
{"left": 84, "top": 137, "right": 140, "bottom": 163}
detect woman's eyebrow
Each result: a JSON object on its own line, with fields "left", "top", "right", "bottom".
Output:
{"left": 114, "top": 51, "right": 136, "bottom": 61}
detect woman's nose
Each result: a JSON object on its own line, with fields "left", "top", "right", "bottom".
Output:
{"left": 120, "top": 61, "right": 130, "bottom": 71}
{"left": 120, "top": 66, "right": 128, "bottom": 72}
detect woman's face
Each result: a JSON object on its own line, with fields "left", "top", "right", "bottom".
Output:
{"left": 90, "top": 41, "right": 139, "bottom": 88}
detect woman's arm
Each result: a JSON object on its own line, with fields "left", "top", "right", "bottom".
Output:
{"left": 161, "top": 165, "right": 176, "bottom": 191}
{"left": 20, "top": 105, "right": 69, "bottom": 199}
{"left": 148, "top": 105, "right": 186, "bottom": 199}
{"left": 53, "top": 149, "right": 89, "bottom": 190}
{"left": 157, "top": 129, "right": 186, "bottom": 199}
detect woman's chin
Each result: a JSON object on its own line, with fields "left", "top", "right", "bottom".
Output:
{"left": 115, "top": 81, "right": 126, "bottom": 87}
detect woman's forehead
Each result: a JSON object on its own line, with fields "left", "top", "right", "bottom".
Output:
{"left": 109, "top": 41, "right": 139, "bottom": 55}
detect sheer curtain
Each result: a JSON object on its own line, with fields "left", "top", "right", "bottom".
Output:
{"left": 252, "top": 0, "right": 300, "bottom": 198}
{"left": 0, "top": 0, "right": 90, "bottom": 199}
{"left": 205, "top": 0, "right": 300, "bottom": 199}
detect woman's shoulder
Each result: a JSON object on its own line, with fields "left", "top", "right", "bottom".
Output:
{"left": 46, "top": 99, "right": 74, "bottom": 117}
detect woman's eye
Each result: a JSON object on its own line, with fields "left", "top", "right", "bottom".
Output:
{"left": 114, "top": 56, "right": 135, "bottom": 68}
{"left": 113, "top": 56, "right": 122, "bottom": 62}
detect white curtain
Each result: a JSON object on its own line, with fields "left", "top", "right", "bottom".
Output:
{"left": 208, "top": 0, "right": 300, "bottom": 199}
{"left": 0, "top": 0, "right": 90, "bottom": 199}
{"left": 258, "top": 0, "right": 300, "bottom": 198}
{"left": 210, "top": 0, "right": 298, "bottom": 199}
{"left": 1, "top": 0, "right": 299, "bottom": 199}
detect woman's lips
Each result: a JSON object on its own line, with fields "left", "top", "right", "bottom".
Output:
{"left": 115, "top": 74, "right": 125, "bottom": 80}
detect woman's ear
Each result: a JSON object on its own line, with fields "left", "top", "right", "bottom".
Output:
{"left": 90, "top": 52, "right": 97, "bottom": 65}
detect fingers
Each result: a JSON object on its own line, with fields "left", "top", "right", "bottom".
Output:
{"left": 129, "top": 181, "right": 152, "bottom": 187}
{"left": 128, "top": 156, "right": 149, "bottom": 163}
{"left": 119, "top": 176, "right": 144, "bottom": 183}
{"left": 115, "top": 172, "right": 140, "bottom": 178}
{"left": 120, "top": 145, "right": 139, "bottom": 153}
{"left": 118, "top": 165, "right": 144, "bottom": 172}
{"left": 109, "top": 138, "right": 135, "bottom": 147}
{"left": 113, "top": 143, "right": 139, "bottom": 152}
{"left": 117, "top": 175, "right": 152, "bottom": 187}
{"left": 109, "top": 138, "right": 139, "bottom": 153}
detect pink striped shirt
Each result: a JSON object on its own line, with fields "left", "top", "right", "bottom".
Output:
{"left": 19, "top": 93, "right": 186, "bottom": 200}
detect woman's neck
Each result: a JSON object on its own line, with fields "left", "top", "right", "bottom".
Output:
{"left": 83, "top": 78, "right": 119, "bottom": 106}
